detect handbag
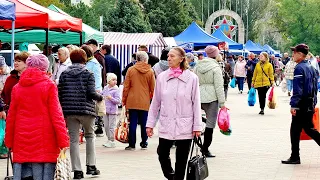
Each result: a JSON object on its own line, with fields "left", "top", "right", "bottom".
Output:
{"left": 115, "top": 107, "right": 129, "bottom": 143}
{"left": 96, "top": 99, "right": 106, "bottom": 116}
{"left": 4, "top": 150, "right": 13, "bottom": 180}
{"left": 186, "top": 137, "right": 209, "bottom": 180}
{"left": 54, "top": 149, "right": 71, "bottom": 180}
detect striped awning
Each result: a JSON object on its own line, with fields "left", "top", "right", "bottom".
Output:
{"left": 103, "top": 32, "right": 167, "bottom": 47}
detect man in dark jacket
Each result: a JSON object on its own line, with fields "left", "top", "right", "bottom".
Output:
{"left": 86, "top": 39, "right": 106, "bottom": 87}
{"left": 122, "top": 53, "right": 136, "bottom": 78}
{"left": 245, "top": 53, "right": 258, "bottom": 91}
{"left": 102, "top": 45, "right": 121, "bottom": 86}
{"left": 282, "top": 53, "right": 291, "bottom": 65}
{"left": 282, "top": 44, "right": 320, "bottom": 165}
{"left": 138, "top": 45, "right": 159, "bottom": 67}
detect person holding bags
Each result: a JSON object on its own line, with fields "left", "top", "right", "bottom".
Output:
{"left": 146, "top": 47, "right": 202, "bottom": 180}
{"left": 252, "top": 52, "right": 274, "bottom": 115}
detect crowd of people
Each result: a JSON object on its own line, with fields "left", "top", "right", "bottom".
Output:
{"left": 0, "top": 39, "right": 319, "bottom": 180}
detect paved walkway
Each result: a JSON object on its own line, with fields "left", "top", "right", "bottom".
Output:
{"left": 1, "top": 86, "right": 320, "bottom": 180}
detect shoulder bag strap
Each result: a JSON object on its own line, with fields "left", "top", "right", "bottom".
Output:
{"left": 7, "top": 150, "right": 12, "bottom": 177}
{"left": 188, "top": 136, "right": 197, "bottom": 160}
{"left": 261, "top": 64, "right": 272, "bottom": 84}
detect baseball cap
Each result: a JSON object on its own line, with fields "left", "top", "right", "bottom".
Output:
{"left": 290, "top": 44, "right": 309, "bottom": 55}
{"left": 85, "top": 39, "right": 98, "bottom": 46}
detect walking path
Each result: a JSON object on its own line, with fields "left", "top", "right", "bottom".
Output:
{"left": 1, "top": 86, "right": 320, "bottom": 180}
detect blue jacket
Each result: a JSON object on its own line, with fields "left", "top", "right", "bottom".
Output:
{"left": 245, "top": 58, "right": 258, "bottom": 76}
{"left": 86, "top": 58, "right": 102, "bottom": 91}
{"left": 290, "top": 60, "right": 318, "bottom": 111}
{"left": 105, "top": 55, "right": 121, "bottom": 86}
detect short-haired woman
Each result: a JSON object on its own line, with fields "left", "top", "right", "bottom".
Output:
{"left": 146, "top": 47, "right": 202, "bottom": 180}
{"left": 122, "top": 51, "right": 155, "bottom": 150}
{"left": 252, "top": 52, "right": 274, "bottom": 115}
{"left": 5, "top": 54, "right": 69, "bottom": 179}
{"left": 58, "top": 49, "right": 103, "bottom": 179}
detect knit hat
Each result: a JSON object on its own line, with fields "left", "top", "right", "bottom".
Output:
{"left": 26, "top": 54, "right": 49, "bottom": 71}
{"left": 205, "top": 45, "right": 219, "bottom": 58}
{"left": 107, "top": 73, "right": 117, "bottom": 83}
{"left": 0, "top": 56, "right": 6, "bottom": 67}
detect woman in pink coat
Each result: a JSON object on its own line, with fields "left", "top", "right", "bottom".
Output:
{"left": 146, "top": 47, "right": 202, "bottom": 180}
{"left": 234, "top": 55, "right": 247, "bottom": 93}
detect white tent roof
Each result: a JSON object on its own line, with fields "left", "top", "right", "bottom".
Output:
{"left": 164, "top": 37, "right": 177, "bottom": 47}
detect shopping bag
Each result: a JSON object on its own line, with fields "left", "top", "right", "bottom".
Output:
{"left": 54, "top": 149, "right": 71, "bottom": 180}
{"left": 217, "top": 108, "right": 232, "bottom": 136}
{"left": 96, "top": 100, "right": 106, "bottom": 116}
{"left": 115, "top": 107, "right": 129, "bottom": 143}
{"left": 281, "top": 79, "right": 287, "bottom": 93}
{"left": 248, "top": 88, "right": 256, "bottom": 106}
{"left": 301, "top": 108, "right": 319, "bottom": 140}
{"left": 0, "top": 119, "right": 5, "bottom": 147}
{"left": 230, "top": 78, "right": 236, "bottom": 88}
{"left": 267, "top": 87, "right": 277, "bottom": 109}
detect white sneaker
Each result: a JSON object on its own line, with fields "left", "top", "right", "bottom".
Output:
{"left": 103, "top": 141, "right": 116, "bottom": 148}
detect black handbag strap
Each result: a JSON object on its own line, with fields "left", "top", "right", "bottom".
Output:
{"left": 189, "top": 136, "right": 205, "bottom": 160}
{"left": 7, "top": 150, "right": 13, "bottom": 176}
{"left": 260, "top": 64, "right": 272, "bottom": 84}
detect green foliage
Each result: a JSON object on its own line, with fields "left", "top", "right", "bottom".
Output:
{"left": 103, "top": 0, "right": 152, "bottom": 33}
{"left": 64, "top": 2, "right": 99, "bottom": 29}
{"left": 272, "top": 0, "right": 320, "bottom": 54}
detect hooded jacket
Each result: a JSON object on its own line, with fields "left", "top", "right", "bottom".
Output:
{"left": 102, "top": 85, "right": 121, "bottom": 115}
{"left": 5, "top": 68, "right": 69, "bottom": 163}
{"left": 153, "top": 60, "right": 169, "bottom": 78}
{"left": 122, "top": 61, "right": 155, "bottom": 111}
{"left": 58, "top": 64, "right": 103, "bottom": 117}
{"left": 194, "top": 58, "right": 225, "bottom": 107}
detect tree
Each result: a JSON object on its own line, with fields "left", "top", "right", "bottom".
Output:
{"left": 92, "top": 0, "right": 117, "bottom": 17}
{"left": 144, "top": 0, "right": 199, "bottom": 37}
{"left": 104, "top": 0, "right": 152, "bottom": 33}
{"left": 32, "top": 0, "right": 65, "bottom": 8}
{"left": 64, "top": 2, "right": 99, "bottom": 29}
{"left": 271, "top": 0, "right": 320, "bottom": 54}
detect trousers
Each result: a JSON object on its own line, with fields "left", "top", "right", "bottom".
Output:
{"left": 103, "top": 114, "right": 117, "bottom": 141}
{"left": 257, "top": 86, "right": 269, "bottom": 110}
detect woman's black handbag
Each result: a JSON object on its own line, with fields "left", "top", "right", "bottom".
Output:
{"left": 186, "top": 136, "right": 209, "bottom": 180}
{"left": 4, "top": 151, "right": 13, "bottom": 180}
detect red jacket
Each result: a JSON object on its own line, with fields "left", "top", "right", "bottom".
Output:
{"left": 5, "top": 68, "right": 69, "bottom": 163}
{"left": 1, "top": 70, "right": 19, "bottom": 108}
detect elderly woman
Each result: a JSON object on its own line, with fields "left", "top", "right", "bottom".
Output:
{"left": 58, "top": 49, "right": 103, "bottom": 179}
{"left": 52, "top": 47, "right": 72, "bottom": 84}
{"left": 194, "top": 45, "right": 226, "bottom": 158}
{"left": 147, "top": 47, "right": 202, "bottom": 180}
{"left": 81, "top": 45, "right": 102, "bottom": 91}
{"left": 5, "top": 54, "right": 69, "bottom": 180}
{"left": 122, "top": 51, "right": 155, "bottom": 150}
{"left": 1, "top": 52, "right": 29, "bottom": 159}
{"left": 252, "top": 52, "right": 274, "bottom": 115}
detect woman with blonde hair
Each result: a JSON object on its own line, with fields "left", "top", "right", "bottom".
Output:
{"left": 147, "top": 47, "right": 202, "bottom": 180}
{"left": 252, "top": 52, "right": 274, "bottom": 115}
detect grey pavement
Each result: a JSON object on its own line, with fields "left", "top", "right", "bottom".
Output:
{"left": 1, "top": 86, "right": 320, "bottom": 180}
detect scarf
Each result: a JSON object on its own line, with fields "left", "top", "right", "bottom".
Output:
{"left": 168, "top": 67, "right": 183, "bottom": 78}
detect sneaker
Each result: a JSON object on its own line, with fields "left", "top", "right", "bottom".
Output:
{"left": 140, "top": 143, "right": 148, "bottom": 150}
{"left": 259, "top": 110, "right": 264, "bottom": 115}
{"left": 240, "top": 90, "right": 243, "bottom": 94}
{"left": 125, "top": 146, "right": 135, "bottom": 151}
{"left": 103, "top": 141, "right": 116, "bottom": 148}
{"left": 86, "top": 165, "right": 100, "bottom": 175}
{"left": 73, "top": 171, "right": 84, "bottom": 179}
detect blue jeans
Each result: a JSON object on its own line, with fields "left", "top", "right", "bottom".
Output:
{"left": 236, "top": 77, "right": 245, "bottom": 91}
{"left": 13, "top": 163, "right": 56, "bottom": 180}
{"left": 128, "top": 109, "right": 148, "bottom": 148}
{"left": 287, "top": 79, "right": 293, "bottom": 92}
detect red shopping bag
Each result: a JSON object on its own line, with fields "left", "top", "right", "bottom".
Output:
{"left": 300, "top": 108, "right": 319, "bottom": 140}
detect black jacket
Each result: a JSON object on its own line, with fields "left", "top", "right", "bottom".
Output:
{"left": 105, "top": 54, "right": 121, "bottom": 85}
{"left": 58, "top": 64, "right": 103, "bottom": 117}
{"left": 148, "top": 53, "right": 159, "bottom": 67}
{"left": 122, "top": 61, "right": 136, "bottom": 77}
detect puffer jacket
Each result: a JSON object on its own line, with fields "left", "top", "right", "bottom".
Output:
{"left": 252, "top": 61, "right": 275, "bottom": 88}
{"left": 153, "top": 60, "right": 169, "bottom": 78}
{"left": 5, "top": 68, "right": 69, "bottom": 163}
{"left": 194, "top": 58, "right": 225, "bottom": 107}
{"left": 284, "top": 60, "right": 297, "bottom": 80}
{"left": 58, "top": 64, "right": 103, "bottom": 117}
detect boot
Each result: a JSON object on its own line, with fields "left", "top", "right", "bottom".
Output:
{"left": 202, "top": 128, "right": 215, "bottom": 158}
{"left": 281, "top": 157, "right": 300, "bottom": 164}
{"left": 73, "top": 171, "right": 84, "bottom": 179}
{"left": 86, "top": 165, "right": 100, "bottom": 175}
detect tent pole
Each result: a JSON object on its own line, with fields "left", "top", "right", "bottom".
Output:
{"left": 80, "top": 32, "right": 82, "bottom": 45}
{"left": 11, "top": 20, "right": 15, "bottom": 68}
{"left": 45, "top": 29, "right": 49, "bottom": 56}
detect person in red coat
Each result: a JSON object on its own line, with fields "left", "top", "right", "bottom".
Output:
{"left": 0, "top": 52, "right": 29, "bottom": 159}
{"left": 5, "top": 54, "right": 69, "bottom": 180}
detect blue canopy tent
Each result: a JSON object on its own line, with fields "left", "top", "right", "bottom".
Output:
{"left": 256, "top": 43, "right": 270, "bottom": 54}
{"left": 0, "top": 0, "right": 15, "bottom": 67}
{"left": 263, "top": 44, "right": 281, "bottom": 57}
{"left": 212, "top": 28, "right": 243, "bottom": 50}
{"left": 245, "top": 40, "right": 265, "bottom": 54}
{"left": 174, "top": 22, "right": 222, "bottom": 48}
